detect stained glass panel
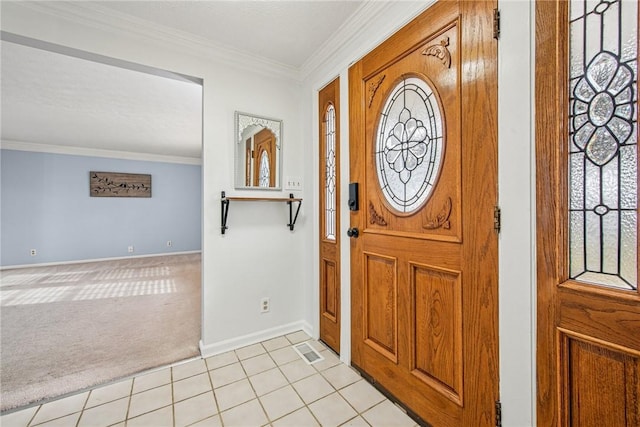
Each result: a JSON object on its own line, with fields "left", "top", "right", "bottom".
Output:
{"left": 375, "top": 76, "right": 444, "bottom": 213}
{"left": 259, "top": 151, "right": 270, "bottom": 188}
{"left": 324, "top": 104, "right": 337, "bottom": 240}
{"left": 569, "top": 0, "right": 638, "bottom": 290}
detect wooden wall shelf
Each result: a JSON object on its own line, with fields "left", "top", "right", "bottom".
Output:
{"left": 220, "top": 191, "right": 302, "bottom": 234}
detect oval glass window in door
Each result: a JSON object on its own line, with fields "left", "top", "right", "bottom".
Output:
{"left": 375, "top": 76, "right": 445, "bottom": 214}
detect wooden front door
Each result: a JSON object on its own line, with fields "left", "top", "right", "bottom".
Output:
{"left": 349, "top": 1, "right": 498, "bottom": 425}
{"left": 536, "top": 1, "right": 639, "bottom": 425}
{"left": 319, "top": 77, "right": 341, "bottom": 354}
{"left": 253, "top": 128, "right": 276, "bottom": 187}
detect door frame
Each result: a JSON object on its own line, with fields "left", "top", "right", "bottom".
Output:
{"left": 496, "top": 1, "right": 536, "bottom": 425}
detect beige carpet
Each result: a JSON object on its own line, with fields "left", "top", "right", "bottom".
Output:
{"left": 0, "top": 253, "right": 201, "bottom": 412}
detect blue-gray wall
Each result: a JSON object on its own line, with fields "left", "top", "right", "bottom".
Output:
{"left": 1, "top": 149, "right": 201, "bottom": 266}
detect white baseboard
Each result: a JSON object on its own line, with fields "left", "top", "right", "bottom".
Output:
{"left": 0, "top": 250, "right": 201, "bottom": 270}
{"left": 199, "top": 320, "right": 314, "bottom": 358}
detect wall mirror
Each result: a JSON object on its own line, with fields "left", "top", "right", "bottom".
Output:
{"left": 234, "top": 111, "right": 282, "bottom": 190}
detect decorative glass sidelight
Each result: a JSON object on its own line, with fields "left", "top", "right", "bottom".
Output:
{"left": 375, "top": 76, "right": 444, "bottom": 214}
{"left": 324, "top": 105, "right": 337, "bottom": 240}
{"left": 569, "top": 0, "right": 637, "bottom": 290}
{"left": 259, "top": 151, "right": 270, "bottom": 188}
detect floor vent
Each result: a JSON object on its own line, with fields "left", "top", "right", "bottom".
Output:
{"left": 292, "top": 342, "right": 324, "bottom": 365}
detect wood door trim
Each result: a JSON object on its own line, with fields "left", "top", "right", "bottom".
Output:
{"left": 535, "top": 1, "right": 566, "bottom": 423}
{"left": 557, "top": 328, "right": 640, "bottom": 358}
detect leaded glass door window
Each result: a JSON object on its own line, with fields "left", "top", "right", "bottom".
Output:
{"left": 324, "top": 104, "right": 337, "bottom": 240}
{"left": 569, "top": 0, "right": 638, "bottom": 291}
{"left": 375, "top": 76, "right": 444, "bottom": 214}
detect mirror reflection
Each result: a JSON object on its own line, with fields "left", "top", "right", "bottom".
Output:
{"left": 235, "top": 112, "right": 282, "bottom": 190}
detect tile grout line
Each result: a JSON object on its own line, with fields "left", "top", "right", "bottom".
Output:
{"left": 25, "top": 404, "right": 40, "bottom": 427}
{"left": 124, "top": 378, "right": 134, "bottom": 427}
{"left": 236, "top": 342, "right": 271, "bottom": 424}
{"left": 205, "top": 356, "right": 224, "bottom": 427}
{"left": 123, "top": 377, "right": 134, "bottom": 427}
{"left": 258, "top": 341, "right": 300, "bottom": 425}
{"left": 170, "top": 366, "right": 176, "bottom": 427}
{"left": 75, "top": 389, "right": 91, "bottom": 427}
{"left": 262, "top": 336, "right": 326, "bottom": 426}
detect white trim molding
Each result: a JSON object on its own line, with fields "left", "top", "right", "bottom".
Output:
{"left": 0, "top": 250, "right": 202, "bottom": 270}
{"left": 199, "top": 321, "right": 314, "bottom": 358}
{"left": 5, "top": 1, "right": 299, "bottom": 82}
{"left": 1, "top": 140, "right": 202, "bottom": 165}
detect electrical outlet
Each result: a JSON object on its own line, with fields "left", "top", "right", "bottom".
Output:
{"left": 167, "top": 240, "right": 172, "bottom": 247}
{"left": 284, "top": 176, "right": 303, "bottom": 191}
{"left": 128, "top": 245, "right": 134, "bottom": 253}
{"left": 260, "top": 297, "right": 270, "bottom": 313}
{"left": 30, "top": 249, "right": 37, "bottom": 256}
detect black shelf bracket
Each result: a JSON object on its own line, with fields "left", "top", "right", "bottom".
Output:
{"left": 220, "top": 191, "right": 302, "bottom": 234}
{"left": 287, "top": 193, "right": 302, "bottom": 231}
{"left": 221, "top": 191, "right": 230, "bottom": 234}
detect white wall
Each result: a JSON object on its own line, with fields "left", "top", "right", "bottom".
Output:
{"left": 1, "top": 2, "right": 308, "bottom": 355}
{"left": 497, "top": 2, "right": 536, "bottom": 425}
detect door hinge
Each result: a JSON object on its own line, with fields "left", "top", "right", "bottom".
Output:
{"left": 493, "top": 9, "right": 501, "bottom": 40}
{"left": 494, "top": 205, "right": 501, "bottom": 233}
{"left": 495, "top": 400, "right": 502, "bottom": 427}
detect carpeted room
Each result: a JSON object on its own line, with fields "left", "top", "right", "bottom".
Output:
{"left": 0, "top": 253, "right": 202, "bottom": 412}
{"left": 0, "top": 37, "right": 204, "bottom": 412}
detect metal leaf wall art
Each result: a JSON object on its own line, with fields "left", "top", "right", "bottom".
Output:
{"left": 90, "top": 172, "right": 151, "bottom": 198}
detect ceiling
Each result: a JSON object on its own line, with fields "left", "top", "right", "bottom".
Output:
{"left": 92, "top": 1, "right": 365, "bottom": 69}
{"left": 0, "top": 1, "right": 365, "bottom": 160}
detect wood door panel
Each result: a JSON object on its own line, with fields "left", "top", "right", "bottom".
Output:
{"left": 558, "top": 288, "right": 640, "bottom": 351}
{"left": 560, "top": 332, "right": 640, "bottom": 426}
{"left": 411, "top": 263, "right": 463, "bottom": 405}
{"left": 360, "top": 1, "right": 458, "bottom": 76}
{"left": 356, "top": 351, "right": 463, "bottom": 427}
{"left": 364, "top": 232, "right": 462, "bottom": 270}
{"left": 321, "top": 258, "right": 338, "bottom": 321}
{"left": 363, "top": 252, "right": 398, "bottom": 362}
{"left": 363, "top": 22, "right": 462, "bottom": 243}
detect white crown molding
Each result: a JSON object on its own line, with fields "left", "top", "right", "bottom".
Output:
{"left": 299, "top": 1, "right": 432, "bottom": 81}
{"left": 10, "top": 1, "right": 300, "bottom": 82}
{"left": 299, "top": 1, "right": 390, "bottom": 79}
{"left": 1, "top": 140, "right": 202, "bottom": 165}
{"left": 6, "top": 1, "right": 430, "bottom": 83}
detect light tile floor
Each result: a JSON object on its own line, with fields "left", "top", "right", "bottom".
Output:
{"left": 1, "top": 331, "right": 418, "bottom": 427}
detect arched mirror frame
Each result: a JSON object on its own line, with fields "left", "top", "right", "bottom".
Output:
{"left": 234, "top": 111, "right": 283, "bottom": 190}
